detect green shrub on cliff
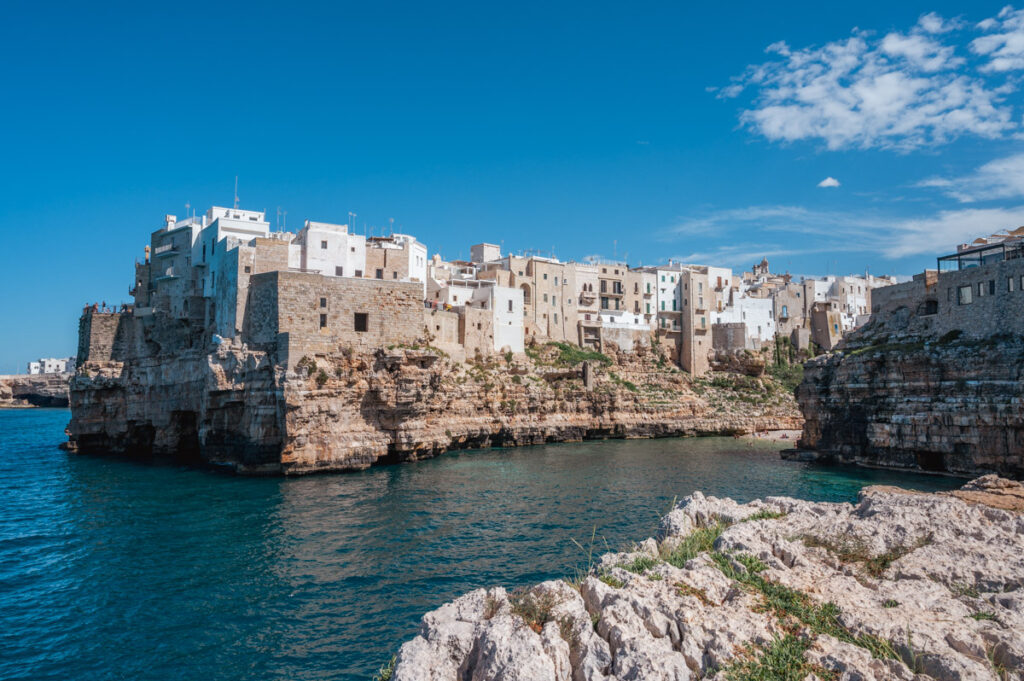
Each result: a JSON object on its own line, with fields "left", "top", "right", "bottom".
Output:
{"left": 548, "top": 342, "right": 612, "bottom": 367}
{"left": 766, "top": 363, "right": 804, "bottom": 394}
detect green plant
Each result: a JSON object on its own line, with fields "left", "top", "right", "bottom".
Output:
{"left": 296, "top": 355, "right": 317, "bottom": 374}
{"left": 661, "top": 520, "right": 730, "bottom": 568}
{"left": 566, "top": 526, "right": 608, "bottom": 588}
{"left": 315, "top": 369, "right": 329, "bottom": 387}
{"left": 722, "top": 635, "right": 822, "bottom": 681}
{"left": 765, "top": 362, "right": 804, "bottom": 394}
{"left": 711, "top": 551, "right": 899, "bottom": 661}
{"left": 509, "top": 588, "right": 561, "bottom": 633}
{"left": 801, "top": 533, "right": 932, "bottom": 578}
{"left": 547, "top": 341, "right": 612, "bottom": 367}
{"left": 619, "top": 555, "right": 660, "bottom": 574}
{"left": 598, "top": 572, "right": 625, "bottom": 588}
{"left": 883, "top": 599, "right": 900, "bottom": 608}
{"left": 676, "top": 581, "right": 711, "bottom": 605}
{"left": 504, "top": 351, "right": 514, "bottom": 363}
{"left": 742, "top": 509, "right": 787, "bottom": 522}
{"left": 970, "top": 611, "right": 1000, "bottom": 623}
{"left": 608, "top": 372, "right": 639, "bottom": 392}
{"left": 371, "top": 655, "right": 395, "bottom": 681}
{"left": 511, "top": 374, "right": 522, "bottom": 384}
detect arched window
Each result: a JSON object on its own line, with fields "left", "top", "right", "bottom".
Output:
{"left": 520, "top": 283, "right": 531, "bottom": 305}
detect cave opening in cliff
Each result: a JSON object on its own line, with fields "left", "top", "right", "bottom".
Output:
{"left": 169, "top": 411, "right": 201, "bottom": 464}
{"left": 915, "top": 450, "right": 947, "bottom": 473}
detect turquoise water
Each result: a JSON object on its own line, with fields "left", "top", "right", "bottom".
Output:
{"left": 0, "top": 409, "right": 964, "bottom": 680}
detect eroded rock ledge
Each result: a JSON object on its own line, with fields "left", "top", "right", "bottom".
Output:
{"left": 391, "top": 476, "right": 1024, "bottom": 681}
{"left": 67, "top": 341, "right": 801, "bottom": 475}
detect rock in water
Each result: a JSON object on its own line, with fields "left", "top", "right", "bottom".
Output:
{"left": 392, "top": 477, "right": 1024, "bottom": 680}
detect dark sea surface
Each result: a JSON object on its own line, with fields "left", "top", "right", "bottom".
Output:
{"left": 0, "top": 408, "right": 964, "bottom": 680}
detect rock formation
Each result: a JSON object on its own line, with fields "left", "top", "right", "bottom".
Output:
{"left": 795, "top": 333, "right": 1024, "bottom": 480}
{"left": 67, "top": 338, "right": 801, "bottom": 474}
{"left": 391, "top": 476, "right": 1024, "bottom": 681}
{"left": 0, "top": 373, "right": 70, "bottom": 408}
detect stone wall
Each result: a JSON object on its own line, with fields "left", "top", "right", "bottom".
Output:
{"left": 245, "top": 271, "right": 423, "bottom": 368}
{"left": 712, "top": 322, "right": 749, "bottom": 351}
{"left": 870, "top": 257, "right": 1024, "bottom": 341}
{"left": 77, "top": 311, "right": 131, "bottom": 364}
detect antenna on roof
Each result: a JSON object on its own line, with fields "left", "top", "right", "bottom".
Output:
{"left": 389, "top": 217, "right": 394, "bottom": 235}
{"left": 185, "top": 201, "right": 191, "bottom": 218}
{"left": 233, "top": 176, "right": 240, "bottom": 209}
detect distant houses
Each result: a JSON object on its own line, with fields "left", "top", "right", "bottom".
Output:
{"left": 109, "top": 205, "right": 898, "bottom": 374}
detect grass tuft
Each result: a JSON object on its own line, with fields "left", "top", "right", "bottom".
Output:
{"left": 371, "top": 656, "right": 395, "bottom": 681}
{"left": 662, "top": 520, "right": 730, "bottom": 568}
{"left": 722, "top": 634, "right": 826, "bottom": 681}
{"left": 801, "top": 533, "right": 932, "bottom": 578}
{"left": 508, "top": 588, "right": 561, "bottom": 633}
{"left": 597, "top": 572, "right": 625, "bottom": 588}
{"left": 620, "top": 555, "right": 660, "bottom": 574}
{"left": 741, "top": 509, "right": 787, "bottom": 522}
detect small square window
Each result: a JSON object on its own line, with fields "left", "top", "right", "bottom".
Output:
{"left": 320, "top": 297, "right": 327, "bottom": 308}
{"left": 354, "top": 313, "right": 368, "bottom": 332}
{"left": 375, "top": 269, "right": 384, "bottom": 279}
{"left": 355, "top": 270, "right": 363, "bottom": 278}
{"left": 335, "top": 266, "right": 344, "bottom": 276}
{"left": 393, "top": 272, "right": 398, "bottom": 279}
{"left": 321, "top": 240, "right": 328, "bottom": 249}
{"left": 244, "top": 265, "right": 251, "bottom": 274}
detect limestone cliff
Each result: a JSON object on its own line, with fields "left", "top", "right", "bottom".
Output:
{"left": 67, "top": 337, "right": 800, "bottom": 474}
{"left": 796, "top": 332, "right": 1024, "bottom": 479}
{"left": 0, "top": 373, "right": 70, "bottom": 408}
{"left": 390, "top": 476, "right": 1024, "bottom": 681}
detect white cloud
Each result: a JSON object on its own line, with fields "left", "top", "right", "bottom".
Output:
{"left": 664, "top": 203, "right": 1024, "bottom": 262}
{"left": 917, "top": 152, "right": 1024, "bottom": 202}
{"left": 972, "top": 6, "right": 1024, "bottom": 72}
{"left": 886, "top": 206, "right": 1024, "bottom": 256}
{"left": 817, "top": 176, "right": 841, "bottom": 188}
{"left": 721, "top": 11, "right": 1018, "bottom": 151}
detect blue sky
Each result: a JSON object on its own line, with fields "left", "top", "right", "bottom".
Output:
{"left": 3, "top": 1, "right": 1024, "bottom": 370}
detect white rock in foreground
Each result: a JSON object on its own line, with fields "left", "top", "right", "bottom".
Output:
{"left": 392, "top": 476, "right": 1024, "bottom": 681}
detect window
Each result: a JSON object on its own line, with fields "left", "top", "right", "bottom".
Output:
{"left": 661, "top": 275, "right": 665, "bottom": 282}
{"left": 320, "top": 297, "right": 327, "bottom": 308}
{"left": 781, "top": 305, "right": 788, "bottom": 317}
{"left": 947, "top": 287, "right": 953, "bottom": 302}
{"left": 977, "top": 282, "right": 985, "bottom": 297}
{"left": 661, "top": 301, "right": 665, "bottom": 311}
{"left": 355, "top": 270, "right": 363, "bottom": 278}
{"left": 354, "top": 313, "right": 368, "bottom": 332}
{"left": 319, "top": 313, "right": 328, "bottom": 329}
{"left": 554, "top": 313, "right": 558, "bottom": 323}
{"left": 1009, "top": 277, "right": 1015, "bottom": 292}
{"left": 375, "top": 269, "right": 384, "bottom": 279}
{"left": 335, "top": 266, "right": 344, "bottom": 276}
{"left": 393, "top": 272, "right": 398, "bottom": 279}
{"left": 646, "top": 303, "right": 650, "bottom": 314}
{"left": 989, "top": 280, "right": 996, "bottom": 295}
{"left": 958, "top": 285, "right": 973, "bottom": 305}
{"left": 543, "top": 273, "right": 548, "bottom": 280}
{"left": 321, "top": 240, "right": 328, "bottom": 249}
{"left": 554, "top": 277, "right": 558, "bottom": 285}
{"left": 244, "top": 265, "right": 251, "bottom": 274}
{"left": 543, "top": 294, "right": 548, "bottom": 302}
{"left": 508, "top": 300, "right": 513, "bottom": 312}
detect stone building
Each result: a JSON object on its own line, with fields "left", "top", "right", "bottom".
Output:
{"left": 27, "top": 357, "right": 76, "bottom": 374}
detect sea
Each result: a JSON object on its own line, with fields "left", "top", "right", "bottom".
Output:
{"left": 0, "top": 408, "right": 963, "bottom": 680}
